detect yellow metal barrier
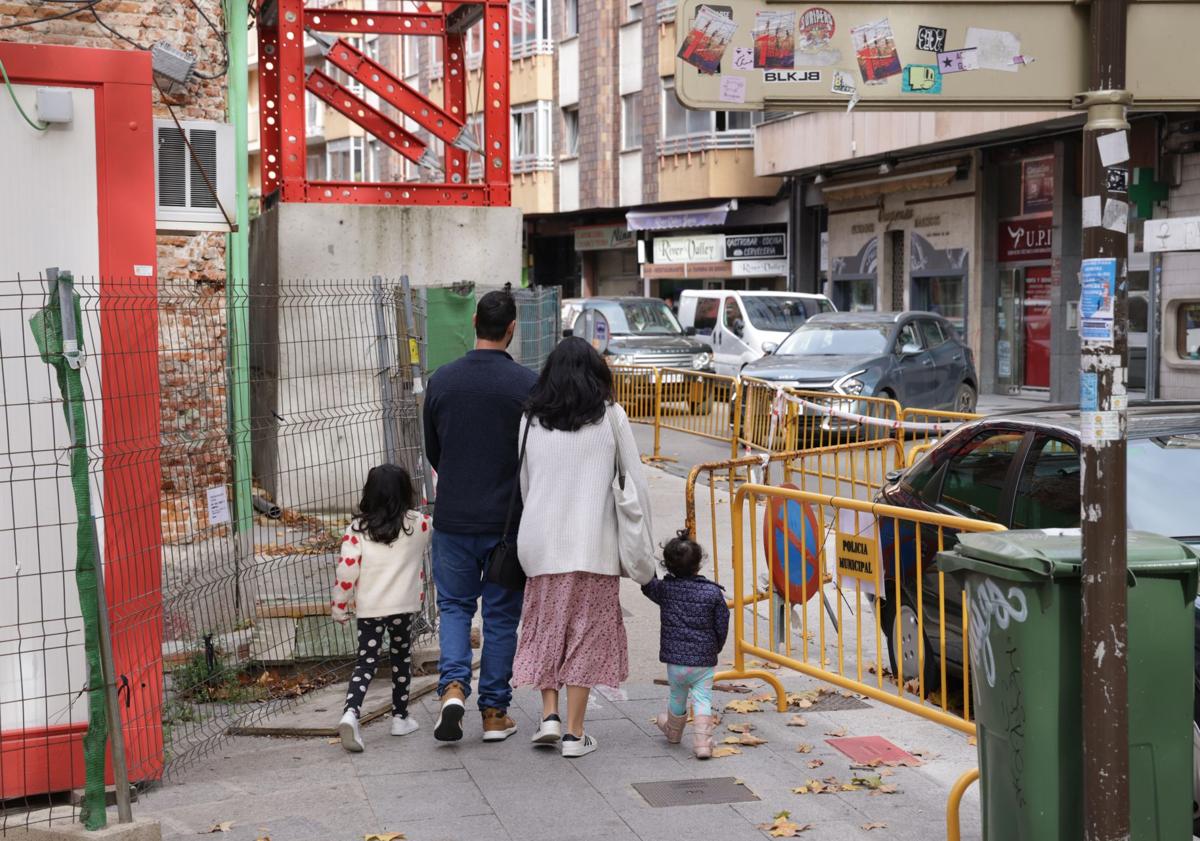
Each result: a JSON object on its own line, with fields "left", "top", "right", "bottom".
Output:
{"left": 683, "top": 441, "right": 904, "bottom": 611}
{"left": 718, "top": 483, "right": 1005, "bottom": 733}
{"left": 610, "top": 364, "right": 659, "bottom": 423}
{"left": 898, "top": 406, "right": 981, "bottom": 456}
{"left": 946, "top": 768, "right": 980, "bottom": 841}
{"left": 738, "top": 377, "right": 904, "bottom": 454}
{"left": 652, "top": 368, "right": 739, "bottom": 455}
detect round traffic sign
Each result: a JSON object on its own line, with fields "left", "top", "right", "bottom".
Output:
{"left": 762, "top": 482, "right": 822, "bottom": 604}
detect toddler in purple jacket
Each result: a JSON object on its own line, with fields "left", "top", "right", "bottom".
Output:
{"left": 641, "top": 530, "right": 729, "bottom": 759}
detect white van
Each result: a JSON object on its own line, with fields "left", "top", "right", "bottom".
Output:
{"left": 677, "top": 290, "right": 836, "bottom": 377}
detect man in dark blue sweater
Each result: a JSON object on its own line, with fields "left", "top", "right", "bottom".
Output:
{"left": 423, "top": 287, "right": 538, "bottom": 743}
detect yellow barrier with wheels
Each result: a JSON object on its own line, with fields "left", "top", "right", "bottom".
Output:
{"left": 716, "top": 482, "right": 1005, "bottom": 731}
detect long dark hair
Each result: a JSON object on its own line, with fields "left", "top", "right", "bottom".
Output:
{"left": 352, "top": 463, "right": 417, "bottom": 544}
{"left": 526, "top": 336, "right": 613, "bottom": 431}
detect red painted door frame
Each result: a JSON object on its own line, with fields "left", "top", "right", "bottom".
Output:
{"left": 0, "top": 42, "right": 163, "bottom": 798}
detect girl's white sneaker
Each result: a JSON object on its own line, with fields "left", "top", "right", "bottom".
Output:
{"left": 561, "top": 733, "right": 598, "bottom": 758}
{"left": 338, "top": 710, "right": 364, "bottom": 752}
{"left": 530, "top": 716, "right": 562, "bottom": 745}
{"left": 391, "top": 715, "right": 420, "bottom": 737}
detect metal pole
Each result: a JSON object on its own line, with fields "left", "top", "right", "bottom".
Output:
{"left": 373, "top": 274, "right": 401, "bottom": 465}
{"left": 225, "top": 0, "right": 253, "bottom": 623}
{"left": 56, "top": 273, "right": 133, "bottom": 824}
{"left": 1076, "top": 0, "right": 1131, "bottom": 834}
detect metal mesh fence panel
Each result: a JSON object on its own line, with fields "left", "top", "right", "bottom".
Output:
{"left": 1, "top": 275, "right": 434, "bottom": 832}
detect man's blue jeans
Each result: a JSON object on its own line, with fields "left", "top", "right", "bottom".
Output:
{"left": 432, "top": 530, "right": 524, "bottom": 711}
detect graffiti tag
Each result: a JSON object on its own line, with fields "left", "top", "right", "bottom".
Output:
{"left": 967, "top": 579, "right": 1029, "bottom": 687}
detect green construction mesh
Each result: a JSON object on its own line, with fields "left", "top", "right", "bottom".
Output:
{"left": 423, "top": 285, "right": 476, "bottom": 373}
{"left": 28, "top": 275, "right": 110, "bottom": 830}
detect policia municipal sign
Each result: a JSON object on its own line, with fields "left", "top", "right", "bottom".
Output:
{"left": 835, "top": 512, "right": 878, "bottom": 586}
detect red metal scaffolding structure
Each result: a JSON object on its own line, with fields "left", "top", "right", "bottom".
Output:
{"left": 255, "top": 0, "right": 511, "bottom": 206}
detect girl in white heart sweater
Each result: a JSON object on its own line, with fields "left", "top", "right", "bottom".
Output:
{"left": 332, "top": 464, "right": 432, "bottom": 752}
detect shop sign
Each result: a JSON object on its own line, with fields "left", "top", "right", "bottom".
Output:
{"left": 574, "top": 225, "right": 636, "bottom": 251}
{"left": 998, "top": 217, "right": 1053, "bottom": 262}
{"left": 642, "top": 261, "right": 730, "bottom": 279}
{"left": 1021, "top": 157, "right": 1055, "bottom": 216}
{"left": 652, "top": 235, "right": 725, "bottom": 264}
{"left": 724, "top": 233, "right": 787, "bottom": 260}
{"left": 731, "top": 258, "right": 789, "bottom": 277}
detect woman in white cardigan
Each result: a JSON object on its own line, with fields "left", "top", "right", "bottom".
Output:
{"left": 511, "top": 337, "right": 651, "bottom": 758}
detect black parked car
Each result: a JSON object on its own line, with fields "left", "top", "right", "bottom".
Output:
{"left": 742, "top": 311, "right": 979, "bottom": 412}
{"left": 873, "top": 405, "right": 1200, "bottom": 686}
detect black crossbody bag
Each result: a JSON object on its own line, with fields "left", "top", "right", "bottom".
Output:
{"left": 483, "top": 417, "right": 532, "bottom": 591}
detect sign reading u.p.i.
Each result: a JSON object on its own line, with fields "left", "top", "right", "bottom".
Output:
{"left": 835, "top": 509, "right": 878, "bottom": 585}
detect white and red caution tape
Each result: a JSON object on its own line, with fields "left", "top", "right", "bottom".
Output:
{"left": 771, "top": 386, "right": 964, "bottom": 435}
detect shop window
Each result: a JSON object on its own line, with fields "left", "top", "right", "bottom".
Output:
{"left": 1179, "top": 302, "right": 1200, "bottom": 360}
{"left": 832, "top": 278, "right": 876, "bottom": 312}
{"left": 693, "top": 298, "right": 719, "bottom": 335}
{"left": 911, "top": 276, "right": 966, "bottom": 335}
{"left": 621, "top": 94, "right": 642, "bottom": 150}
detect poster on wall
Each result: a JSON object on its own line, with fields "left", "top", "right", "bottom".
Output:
{"left": 851, "top": 18, "right": 902, "bottom": 84}
{"left": 678, "top": 5, "right": 738, "bottom": 74}
{"left": 753, "top": 11, "right": 796, "bottom": 69}
{"left": 1021, "top": 157, "right": 1055, "bottom": 215}
{"left": 1079, "top": 257, "right": 1117, "bottom": 344}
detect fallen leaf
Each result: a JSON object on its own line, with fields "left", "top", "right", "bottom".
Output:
{"left": 714, "top": 682, "right": 753, "bottom": 694}
{"left": 756, "top": 811, "right": 811, "bottom": 837}
{"left": 824, "top": 727, "right": 847, "bottom": 737}
{"left": 968, "top": 736, "right": 977, "bottom": 746}
{"left": 787, "top": 715, "right": 808, "bottom": 727}
{"left": 797, "top": 699, "right": 814, "bottom": 709}
{"left": 712, "top": 746, "right": 742, "bottom": 758}
{"left": 750, "top": 693, "right": 775, "bottom": 703}
{"left": 734, "top": 778, "right": 746, "bottom": 786}
{"left": 795, "top": 743, "right": 814, "bottom": 753}
{"left": 910, "top": 747, "right": 938, "bottom": 760}
{"left": 862, "top": 822, "right": 888, "bottom": 831}
{"left": 872, "top": 784, "right": 899, "bottom": 796}
{"left": 727, "top": 722, "right": 756, "bottom": 734}
{"left": 792, "top": 778, "right": 838, "bottom": 795}
{"left": 725, "top": 699, "right": 763, "bottom": 714}
{"left": 739, "top": 733, "right": 769, "bottom": 747}
{"left": 256, "top": 837, "right": 271, "bottom": 841}
{"left": 326, "top": 738, "right": 341, "bottom": 745}
{"left": 205, "top": 823, "right": 234, "bottom": 834}
{"left": 723, "top": 736, "right": 742, "bottom": 745}
{"left": 880, "top": 769, "right": 895, "bottom": 778}
{"left": 806, "top": 758, "right": 824, "bottom": 769}
{"left": 364, "top": 835, "right": 406, "bottom": 841}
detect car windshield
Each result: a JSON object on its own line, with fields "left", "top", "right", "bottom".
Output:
{"left": 742, "top": 296, "right": 830, "bottom": 331}
{"left": 584, "top": 300, "right": 683, "bottom": 335}
{"left": 776, "top": 323, "right": 890, "bottom": 356}
{"left": 1128, "top": 435, "right": 1200, "bottom": 537}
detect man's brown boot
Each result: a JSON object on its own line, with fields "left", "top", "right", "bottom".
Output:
{"left": 481, "top": 707, "right": 518, "bottom": 742}
{"left": 434, "top": 681, "right": 467, "bottom": 742}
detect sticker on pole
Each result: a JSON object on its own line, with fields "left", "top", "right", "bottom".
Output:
{"left": 762, "top": 483, "right": 822, "bottom": 604}
{"left": 835, "top": 508, "right": 878, "bottom": 591}
{"left": 1079, "top": 257, "right": 1117, "bottom": 344}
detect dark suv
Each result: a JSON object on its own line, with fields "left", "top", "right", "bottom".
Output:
{"left": 874, "top": 405, "right": 1200, "bottom": 685}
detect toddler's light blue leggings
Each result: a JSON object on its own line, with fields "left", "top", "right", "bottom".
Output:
{"left": 667, "top": 664, "right": 715, "bottom": 717}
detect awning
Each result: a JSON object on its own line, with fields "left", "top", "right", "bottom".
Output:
{"left": 625, "top": 202, "right": 731, "bottom": 232}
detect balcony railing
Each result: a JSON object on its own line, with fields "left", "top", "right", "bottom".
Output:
{"left": 511, "top": 39, "right": 555, "bottom": 60}
{"left": 512, "top": 155, "right": 555, "bottom": 175}
{"left": 658, "top": 130, "right": 754, "bottom": 156}
{"left": 655, "top": 5, "right": 675, "bottom": 23}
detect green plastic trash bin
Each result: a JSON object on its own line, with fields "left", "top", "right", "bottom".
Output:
{"left": 938, "top": 529, "right": 1199, "bottom": 841}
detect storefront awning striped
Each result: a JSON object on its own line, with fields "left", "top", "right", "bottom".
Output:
{"left": 625, "top": 202, "right": 732, "bottom": 231}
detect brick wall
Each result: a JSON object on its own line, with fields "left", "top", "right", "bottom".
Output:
{"left": 1, "top": 1, "right": 233, "bottom": 539}
{"left": 639, "top": 0, "right": 659, "bottom": 204}
{"left": 577, "top": 0, "right": 618, "bottom": 207}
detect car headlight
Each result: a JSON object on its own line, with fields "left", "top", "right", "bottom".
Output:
{"left": 692, "top": 352, "right": 712, "bottom": 370}
{"left": 833, "top": 370, "right": 868, "bottom": 396}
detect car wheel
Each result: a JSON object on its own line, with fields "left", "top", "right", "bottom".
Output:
{"left": 882, "top": 595, "right": 940, "bottom": 692}
{"left": 954, "top": 383, "right": 977, "bottom": 413}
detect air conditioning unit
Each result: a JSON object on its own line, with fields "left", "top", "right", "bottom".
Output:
{"left": 154, "top": 118, "right": 236, "bottom": 234}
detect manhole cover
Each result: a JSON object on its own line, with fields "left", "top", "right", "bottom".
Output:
{"left": 811, "top": 693, "right": 871, "bottom": 711}
{"left": 632, "top": 777, "right": 760, "bottom": 808}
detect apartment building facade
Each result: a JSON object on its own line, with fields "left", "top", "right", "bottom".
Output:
{"left": 248, "top": 0, "right": 790, "bottom": 298}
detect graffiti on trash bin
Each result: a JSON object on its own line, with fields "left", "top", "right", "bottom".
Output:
{"left": 967, "top": 579, "right": 1029, "bottom": 688}
{"left": 1001, "top": 644, "right": 1028, "bottom": 810}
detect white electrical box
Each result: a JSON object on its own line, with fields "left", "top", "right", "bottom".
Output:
{"left": 153, "top": 118, "right": 236, "bottom": 234}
